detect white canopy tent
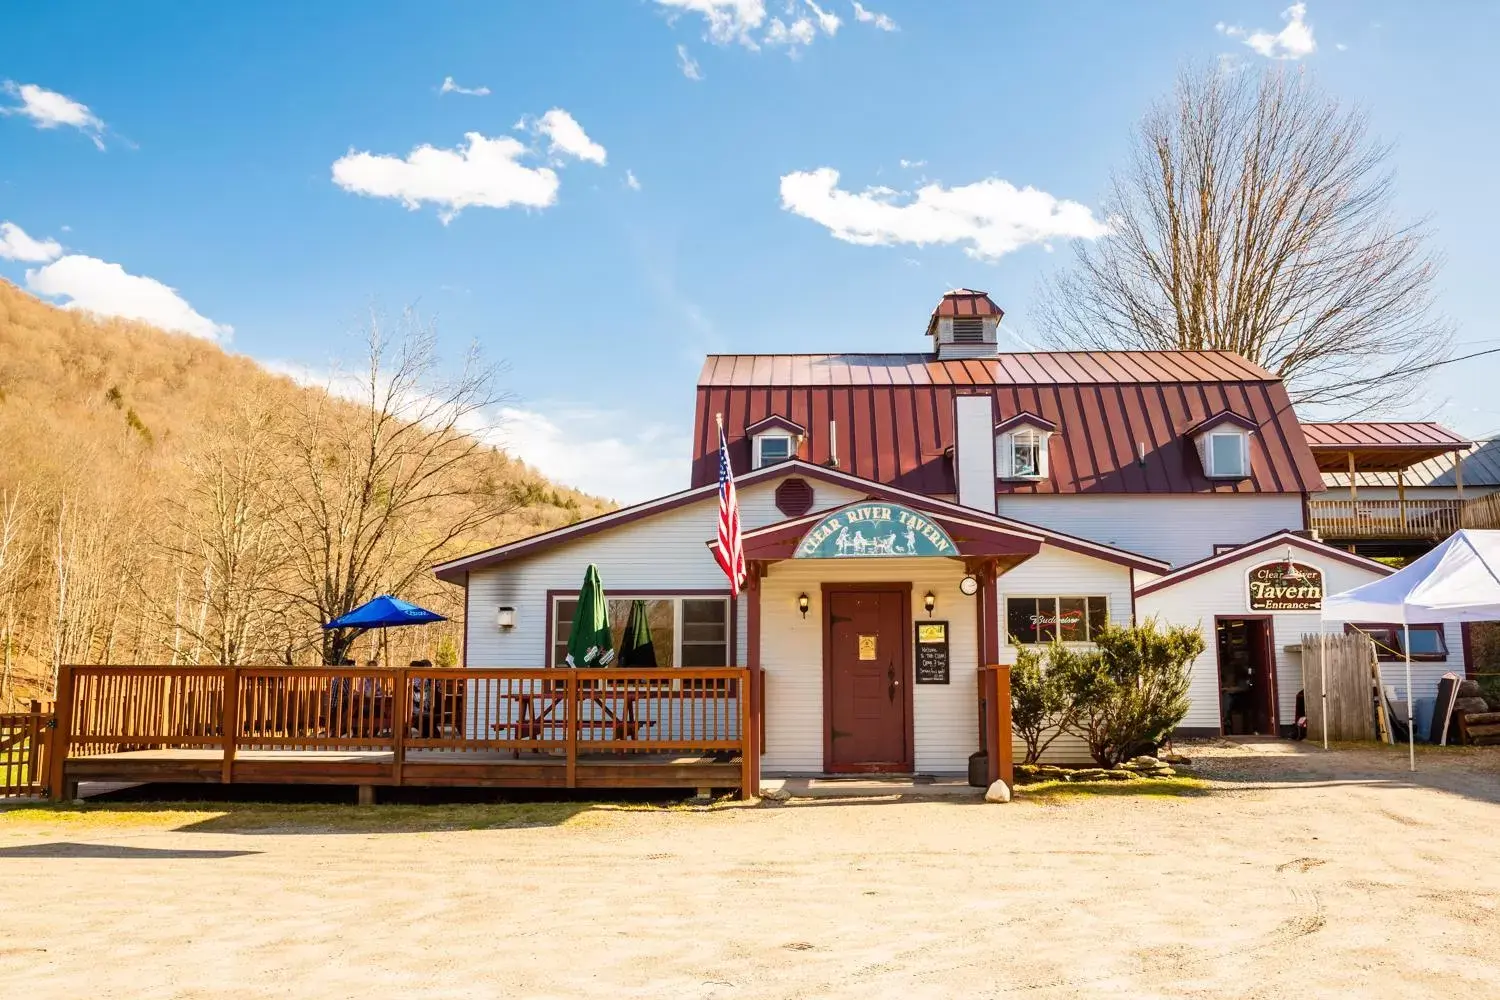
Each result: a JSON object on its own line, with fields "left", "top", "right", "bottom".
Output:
{"left": 1321, "top": 529, "right": 1500, "bottom": 770}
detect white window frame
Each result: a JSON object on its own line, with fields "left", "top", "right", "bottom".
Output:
{"left": 998, "top": 426, "right": 1050, "bottom": 481}
{"left": 550, "top": 594, "right": 732, "bottom": 667}
{"left": 753, "top": 433, "right": 794, "bottom": 469}
{"left": 1206, "top": 430, "right": 1249, "bottom": 479}
{"left": 1004, "top": 595, "right": 1110, "bottom": 646}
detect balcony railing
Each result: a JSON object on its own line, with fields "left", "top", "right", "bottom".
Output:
{"left": 1308, "top": 499, "right": 1462, "bottom": 541}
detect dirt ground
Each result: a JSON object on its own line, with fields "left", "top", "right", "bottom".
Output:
{"left": 2, "top": 741, "right": 1498, "bottom": 999}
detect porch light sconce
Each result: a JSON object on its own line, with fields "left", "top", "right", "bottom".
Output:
{"left": 924, "top": 591, "right": 937, "bottom": 616}
{"left": 798, "top": 593, "right": 810, "bottom": 619}
{"left": 497, "top": 606, "right": 516, "bottom": 630}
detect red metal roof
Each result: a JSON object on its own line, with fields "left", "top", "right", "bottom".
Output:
{"left": 692, "top": 351, "right": 1323, "bottom": 496}
{"left": 1300, "top": 422, "right": 1470, "bottom": 473}
{"left": 926, "top": 289, "right": 1004, "bottom": 334}
{"left": 1301, "top": 422, "right": 1469, "bottom": 450}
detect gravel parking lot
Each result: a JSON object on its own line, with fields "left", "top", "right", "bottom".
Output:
{"left": 2, "top": 741, "right": 1498, "bottom": 999}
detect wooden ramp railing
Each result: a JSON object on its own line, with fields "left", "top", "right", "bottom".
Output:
{"left": 52, "top": 665, "right": 753, "bottom": 798}
{"left": 1, "top": 701, "right": 53, "bottom": 798}
{"left": 1308, "top": 499, "right": 1462, "bottom": 540}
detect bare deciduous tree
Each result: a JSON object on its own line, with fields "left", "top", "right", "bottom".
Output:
{"left": 275, "top": 311, "right": 518, "bottom": 664}
{"left": 1040, "top": 64, "right": 1449, "bottom": 413}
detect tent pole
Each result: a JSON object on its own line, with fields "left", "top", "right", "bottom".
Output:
{"left": 1404, "top": 622, "right": 1415, "bottom": 773}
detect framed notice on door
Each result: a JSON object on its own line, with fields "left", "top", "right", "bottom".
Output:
{"left": 914, "top": 621, "right": 950, "bottom": 684}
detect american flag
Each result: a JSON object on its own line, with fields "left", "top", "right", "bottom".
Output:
{"left": 714, "top": 423, "right": 746, "bottom": 596}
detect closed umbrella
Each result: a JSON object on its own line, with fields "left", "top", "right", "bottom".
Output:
{"left": 566, "top": 564, "right": 615, "bottom": 667}
{"left": 618, "top": 599, "right": 658, "bottom": 667}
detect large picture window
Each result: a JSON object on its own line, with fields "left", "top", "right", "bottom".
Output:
{"left": 1006, "top": 596, "right": 1108, "bottom": 645}
{"left": 1345, "top": 623, "right": 1447, "bottom": 662}
{"left": 552, "top": 595, "right": 731, "bottom": 667}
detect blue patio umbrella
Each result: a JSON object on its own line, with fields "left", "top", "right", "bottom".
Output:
{"left": 323, "top": 594, "right": 447, "bottom": 664}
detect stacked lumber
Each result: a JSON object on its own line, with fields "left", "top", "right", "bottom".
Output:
{"left": 1452, "top": 679, "right": 1500, "bottom": 746}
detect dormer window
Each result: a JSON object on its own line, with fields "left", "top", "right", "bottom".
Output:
{"left": 995, "top": 412, "right": 1057, "bottom": 481}
{"left": 755, "top": 434, "right": 793, "bottom": 468}
{"left": 745, "top": 414, "right": 806, "bottom": 470}
{"left": 1188, "top": 412, "right": 1257, "bottom": 480}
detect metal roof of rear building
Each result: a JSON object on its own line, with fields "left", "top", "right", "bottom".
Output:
{"left": 1323, "top": 438, "right": 1500, "bottom": 489}
{"left": 1301, "top": 421, "right": 1470, "bottom": 450}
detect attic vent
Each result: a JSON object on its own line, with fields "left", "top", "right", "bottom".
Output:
{"left": 775, "top": 478, "right": 814, "bottom": 518}
{"left": 952, "top": 317, "right": 985, "bottom": 343}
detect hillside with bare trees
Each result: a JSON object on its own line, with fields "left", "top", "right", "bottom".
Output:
{"left": 0, "top": 280, "right": 608, "bottom": 707}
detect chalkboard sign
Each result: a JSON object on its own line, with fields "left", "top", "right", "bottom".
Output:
{"left": 914, "top": 621, "right": 950, "bottom": 685}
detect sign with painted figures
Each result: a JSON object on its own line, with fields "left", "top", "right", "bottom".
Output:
{"left": 795, "top": 502, "right": 956, "bottom": 559}
{"left": 1247, "top": 560, "right": 1324, "bottom": 611}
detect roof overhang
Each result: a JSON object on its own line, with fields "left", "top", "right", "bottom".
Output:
{"left": 1308, "top": 443, "right": 1470, "bottom": 473}
{"left": 731, "top": 507, "right": 1044, "bottom": 569}
{"left": 1135, "top": 530, "right": 1393, "bottom": 598}
{"left": 745, "top": 414, "right": 807, "bottom": 437}
{"left": 1186, "top": 411, "right": 1259, "bottom": 436}
{"left": 434, "top": 459, "right": 1171, "bottom": 585}
{"left": 1303, "top": 422, "right": 1471, "bottom": 473}
{"left": 994, "top": 411, "right": 1057, "bottom": 434}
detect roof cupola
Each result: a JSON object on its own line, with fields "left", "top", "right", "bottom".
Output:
{"left": 927, "top": 289, "right": 1003, "bottom": 360}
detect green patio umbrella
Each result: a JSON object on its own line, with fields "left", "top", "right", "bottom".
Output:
{"left": 565, "top": 564, "right": 615, "bottom": 667}
{"left": 618, "top": 599, "right": 658, "bottom": 667}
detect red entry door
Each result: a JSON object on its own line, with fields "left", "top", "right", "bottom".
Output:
{"left": 826, "top": 589, "right": 910, "bottom": 772}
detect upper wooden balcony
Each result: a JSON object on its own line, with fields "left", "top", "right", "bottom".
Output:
{"left": 1308, "top": 498, "right": 1463, "bottom": 541}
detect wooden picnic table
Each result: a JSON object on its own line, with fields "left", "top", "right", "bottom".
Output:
{"left": 492, "top": 684, "right": 654, "bottom": 756}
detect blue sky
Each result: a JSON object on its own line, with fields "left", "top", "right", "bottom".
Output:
{"left": 2, "top": 2, "right": 1496, "bottom": 502}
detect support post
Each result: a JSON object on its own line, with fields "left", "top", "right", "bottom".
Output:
{"left": 1397, "top": 468, "right": 1407, "bottom": 532}
{"left": 981, "top": 665, "right": 1014, "bottom": 787}
{"left": 744, "top": 569, "right": 763, "bottom": 798}
{"left": 391, "top": 667, "right": 408, "bottom": 787}
{"left": 48, "top": 665, "right": 75, "bottom": 802}
{"left": 220, "top": 667, "right": 238, "bottom": 785}
{"left": 564, "top": 669, "right": 578, "bottom": 789}
{"left": 1456, "top": 451, "right": 1465, "bottom": 501}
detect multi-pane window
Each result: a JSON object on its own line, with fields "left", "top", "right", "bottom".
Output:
{"left": 1346, "top": 623, "right": 1448, "bottom": 662}
{"left": 552, "top": 596, "right": 731, "bottom": 667}
{"left": 1011, "top": 429, "right": 1044, "bottom": 478}
{"left": 1006, "top": 596, "right": 1109, "bottom": 645}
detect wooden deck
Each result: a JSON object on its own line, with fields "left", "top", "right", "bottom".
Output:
{"left": 63, "top": 748, "right": 742, "bottom": 791}
{"left": 1308, "top": 498, "right": 1462, "bottom": 541}
{"left": 47, "top": 665, "right": 760, "bottom": 800}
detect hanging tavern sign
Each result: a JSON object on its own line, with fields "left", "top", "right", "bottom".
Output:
{"left": 1247, "top": 560, "right": 1324, "bottom": 611}
{"left": 795, "top": 502, "right": 956, "bottom": 558}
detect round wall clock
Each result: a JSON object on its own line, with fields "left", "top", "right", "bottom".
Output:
{"left": 958, "top": 575, "right": 979, "bottom": 596}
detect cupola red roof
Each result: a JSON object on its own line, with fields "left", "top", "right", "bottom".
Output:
{"left": 925, "top": 289, "right": 1004, "bottom": 335}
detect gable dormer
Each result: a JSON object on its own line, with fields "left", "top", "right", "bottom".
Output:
{"left": 746, "top": 414, "right": 806, "bottom": 469}
{"left": 1188, "top": 412, "right": 1257, "bottom": 480}
{"left": 995, "top": 412, "right": 1057, "bottom": 481}
{"left": 927, "top": 289, "right": 1003, "bottom": 360}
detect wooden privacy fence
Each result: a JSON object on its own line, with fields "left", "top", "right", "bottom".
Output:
{"left": 52, "top": 664, "right": 753, "bottom": 796}
{"left": 1462, "top": 494, "right": 1500, "bottom": 530}
{"left": 1301, "top": 632, "right": 1378, "bottom": 742}
{"left": 1, "top": 701, "right": 53, "bottom": 798}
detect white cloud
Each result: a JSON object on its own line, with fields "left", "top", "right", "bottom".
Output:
{"left": 851, "top": 2, "right": 897, "bottom": 31}
{"left": 1217, "top": 3, "right": 1317, "bottom": 60}
{"left": 779, "top": 167, "right": 1110, "bottom": 262}
{"left": 439, "top": 75, "right": 490, "bottom": 97}
{"left": 331, "top": 132, "right": 559, "bottom": 222}
{"left": 526, "top": 108, "right": 607, "bottom": 165}
{"left": 497, "top": 405, "right": 689, "bottom": 503}
{"left": 0, "top": 81, "right": 106, "bottom": 149}
{"left": 677, "top": 43, "right": 705, "bottom": 80}
{"left": 25, "top": 255, "right": 231, "bottom": 340}
{"left": 0, "top": 221, "right": 63, "bottom": 262}
{"left": 625, "top": 169, "right": 642, "bottom": 191}
{"left": 805, "top": 0, "right": 841, "bottom": 36}
{"left": 654, "top": 0, "right": 767, "bottom": 48}
{"left": 898, "top": 158, "right": 926, "bottom": 169}
{"left": 656, "top": 0, "right": 838, "bottom": 52}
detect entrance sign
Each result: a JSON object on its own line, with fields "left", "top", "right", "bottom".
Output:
{"left": 1247, "top": 560, "right": 1324, "bottom": 611}
{"left": 915, "top": 621, "right": 950, "bottom": 684}
{"left": 795, "top": 502, "right": 955, "bottom": 559}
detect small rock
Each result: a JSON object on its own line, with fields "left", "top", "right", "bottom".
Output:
{"left": 1069, "top": 768, "right": 1111, "bottom": 781}
{"left": 1159, "top": 752, "right": 1192, "bottom": 765}
{"left": 1146, "top": 766, "right": 1177, "bottom": 778}
{"left": 1101, "top": 769, "right": 1136, "bottom": 781}
{"left": 1127, "top": 755, "right": 1160, "bottom": 768}
{"left": 1454, "top": 697, "right": 1489, "bottom": 715}
{"left": 984, "top": 779, "right": 1012, "bottom": 803}
{"left": 1456, "top": 679, "right": 1481, "bottom": 698}
{"left": 759, "top": 786, "right": 791, "bottom": 802}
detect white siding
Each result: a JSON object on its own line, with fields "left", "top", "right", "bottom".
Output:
{"left": 1136, "top": 551, "right": 1466, "bottom": 734}
{"left": 463, "top": 475, "right": 863, "bottom": 667}
{"left": 997, "top": 547, "right": 1137, "bottom": 765}
{"left": 759, "top": 558, "right": 979, "bottom": 775}
{"left": 995, "top": 494, "right": 1303, "bottom": 568}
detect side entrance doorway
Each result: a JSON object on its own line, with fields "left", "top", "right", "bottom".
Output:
{"left": 824, "top": 586, "right": 913, "bottom": 773}
{"left": 1216, "top": 617, "right": 1278, "bottom": 736}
